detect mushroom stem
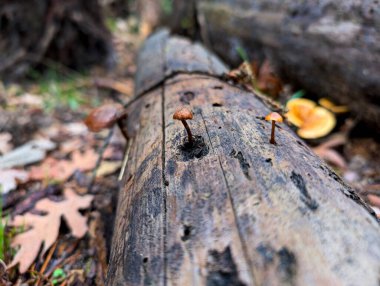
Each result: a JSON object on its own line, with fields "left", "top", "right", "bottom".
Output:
{"left": 270, "top": 120, "right": 276, "bottom": 144}
{"left": 181, "top": 119, "right": 193, "bottom": 144}
{"left": 116, "top": 113, "right": 129, "bottom": 140}
{"left": 117, "top": 120, "right": 129, "bottom": 140}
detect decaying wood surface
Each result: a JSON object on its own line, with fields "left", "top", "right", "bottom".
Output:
{"left": 106, "top": 30, "right": 380, "bottom": 286}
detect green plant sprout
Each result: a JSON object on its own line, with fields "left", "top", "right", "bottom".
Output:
{"left": 288, "top": 90, "right": 305, "bottom": 102}
{"left": 52, "top": 268, "right": 66, "bottom": 285}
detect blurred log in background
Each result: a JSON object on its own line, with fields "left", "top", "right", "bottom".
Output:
{"left": 159, "top": 0, "right": 380, "bottom": 129}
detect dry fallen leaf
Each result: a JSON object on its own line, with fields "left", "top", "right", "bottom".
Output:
{"left": 312, "top": 134, "right": 347, "bottom": 169}
{"left": 29, "top": 149, "right": 98, "bottom": 182}
{"left": 256, "top": 59, "right": 283, "bottom": 97}
{"left": 371, "top": 206, "right": 380, "bottom": 218}
{"left": 315, "top": 149, "right": 347, "bottom": 170}
{"left": 7, "top": 93, "right": 44, "bottom": 107}
{"left": 0, "top": 169, "right": 29, "bottom": 194}
{"left": 368, "top": 194, "right": 380, "bottom": 208}
{"left": 226, "top": 62, "right": 255, "bottom": 86}
{"left": 70, "top": 149, "right": 98, "bottom": 171}
{"left": 8, "top": 188, "right": 93, "bottom": 273}
{"left": 28, "top": 158, "right": 72, "bottom": 182}
{"left": 0, "top": 139, "right": 56, "bottom": 170}
{"left": 63, "top": 122, "right": 89, "bottom": 136}
{"left": 60, "top": 138, "right": 85, "bottom": 154}
{"left": 0, "top": 133, "right": 13, "bottom": 155}
{"left": 96, "top": 161, "right": 122, "bottom": 177}
{"left": 94, "top": 78, "right": 133, "bottom": 96}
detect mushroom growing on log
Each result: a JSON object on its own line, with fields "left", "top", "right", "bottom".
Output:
{"left": 265, "top": 112, "right": 283, "bottom": 144}
{"left": 173, "top": 107, "right": 194, "bottom": 144}
{"left": 106, "top": 30, "right": 380, "bottom": 286}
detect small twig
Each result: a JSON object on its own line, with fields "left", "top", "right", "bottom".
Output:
{"left": 45, "top": 239, "right": 80, "bottom": 278}
{"left": 118, "top": 138, "right": 133, "bottom": 181}
{"left": 11, "top": 185, "right": 60, "bottom": 216}
{"left": 36, "top": 241, "right": 58, "bottom": 286}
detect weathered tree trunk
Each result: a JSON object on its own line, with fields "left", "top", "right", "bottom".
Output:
{"left": 163, "top": 0, "right": 380, "bottom": 128}
{"left": 106, "top": 30, "right": 380, "bottom": 286}
{"left": 0, "top": 0, "right": 112, "bottom": 80}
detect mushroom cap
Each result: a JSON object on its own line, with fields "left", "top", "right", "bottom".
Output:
{"left": 265, "top": 112, "right": 283, "bottom": 123}
{"left": 84, "top": 104, "right": 124, "bottom": 132}
{"left": 318, "top": 98, "right": 349, "bottom": 113}
{"left": 173, "top": 107, "right": 193, "bottom": 120}
{"left": 285, "top": 98, "right": 336, "bottom": 139}
{"left": 286, "top": 98, "right": 316, "bottom": 127}
{"left": 297, "top": 107, "right": 336, "bottom": 139}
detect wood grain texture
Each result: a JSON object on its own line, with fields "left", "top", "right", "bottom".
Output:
{"left": 134, "top": 29, "right": 227, "bottom": 96}
{"left": 107, "top": 31, "right": 380, "bottom": 286}
{"left": 106, "top": 88, "right": 165, "bottom": 286}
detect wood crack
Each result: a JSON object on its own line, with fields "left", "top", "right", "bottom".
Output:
{"left": 200, "top": 111, "right": 257, "bottom": 285}
{"left": 161, "top": 40, "right": 169, "bottom": 286}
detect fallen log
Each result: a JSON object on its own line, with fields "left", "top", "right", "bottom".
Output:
{"left": 163, "top": 0, "right": 380, "bottom": 128}
{"left": 106, "top": 30, "right": 380, "bottom": 286}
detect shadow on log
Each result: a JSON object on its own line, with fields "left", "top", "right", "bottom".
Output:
{"left": 106, "top": 30, "right": 380, "bottom": 286}
{"left": 0, "top": 0, "right": 112, "bottom": 80}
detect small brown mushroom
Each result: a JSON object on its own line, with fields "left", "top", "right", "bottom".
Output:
{"left": 173, "top": 107, "right": 194, "bottom": 144}
{"left": 84, "top": 104, "right": 128, "bottom": 139}
{"left": 265, "top": 112, "right": 283, "bottom": 144}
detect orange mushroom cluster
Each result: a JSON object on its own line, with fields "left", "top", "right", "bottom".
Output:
{"left": 318, "top": 98, "right": 349, "bottom": 114}
{"left": 285, "top": 98, "right": 336, "bottom": 139}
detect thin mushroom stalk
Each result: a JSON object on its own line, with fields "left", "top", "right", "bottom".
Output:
{"left": 116, "top": 113, "right": 129, "bottom": 140}
{"left": 265, "top": 112, "right": 283, "bottom": 145}
{"left": 173, "top": 107, "right": 194, "bottom": 145}
{"left": 181, "top": 119, "right": 193, "bottom": 144}
{"left": 270, "top": 120, "right": 276, "bottom": 144}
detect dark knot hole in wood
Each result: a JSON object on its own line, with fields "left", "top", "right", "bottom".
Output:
{"left": 179, "top": 91, "right": 196, "bottom": 104}
{"left": 176, "top": 135, "right": 209, "bottom": 161}
{"left": 181, "top": 225, "right": 193, "bottom": 241}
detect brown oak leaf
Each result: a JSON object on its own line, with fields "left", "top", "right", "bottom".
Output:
{"left": 0, "top": 169, "right": 29, "bottom": 194}
{"left": 29, "top": 149, "right": 98, "bottom": 181}
{"left": 0, "top": 133, "right": 13, "bottom": 155}
{"left": 8, "top": 188, "right": 93, "bottom": 273}
{"left": 312, "top": 134, "right": 347, "bottom": 169}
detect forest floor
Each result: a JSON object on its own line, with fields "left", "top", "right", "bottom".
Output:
{"left": 0, "top": 15, "right": 380, "bottom": 286}
{"left": 0, "top": 17, "right": 144, "bottom": 285}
